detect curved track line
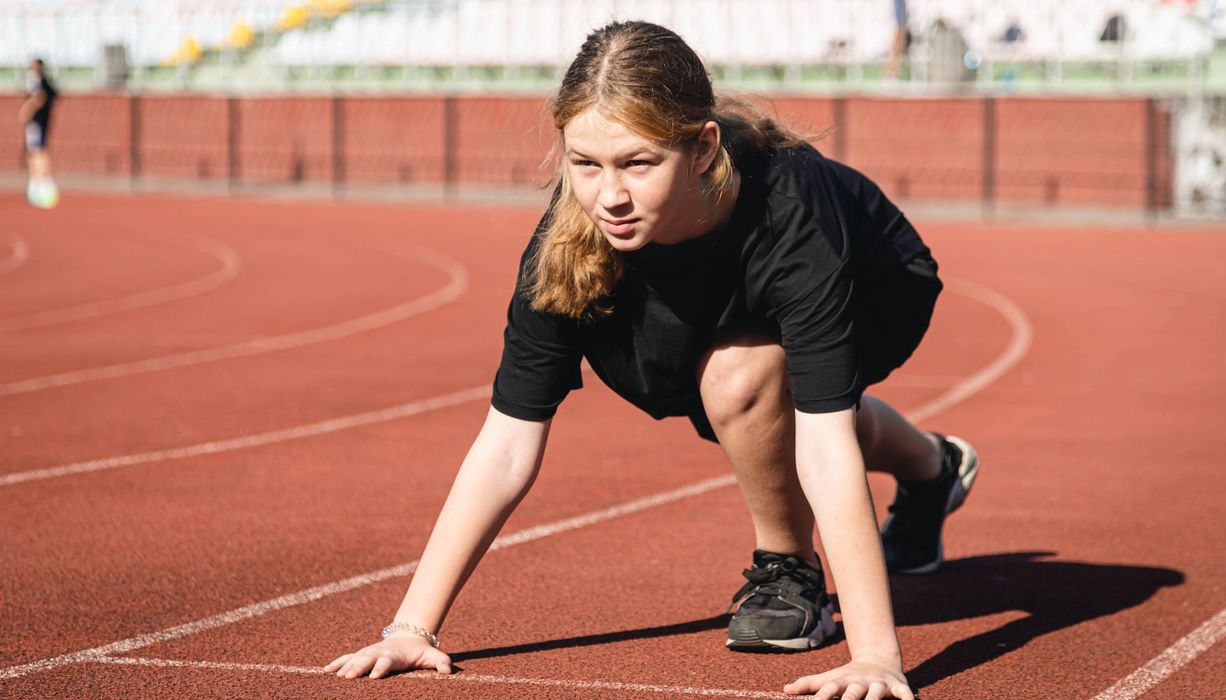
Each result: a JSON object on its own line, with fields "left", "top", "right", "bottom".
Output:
{"left": 0, "top": 244, "right": 467, "bottom": 397}
{"left": 906, "top": 277, "right": 1033, "bottom": 425}
{"left": 0, "top": 385, "right": 490, "bottom": 487}
{"left": 1089, "top": 607, "right": 1226, "bottom": 700}
{"left": 0, "top": 277, "right": 1026, "bottom": 489}
{"left": 0, "top": 236, "right": 241, "bottom": 334}
{"left": 90, "top": 657, "right": 786, "bottom": 698}
{"left": 0, "top": 475, "right": 737, "bottom": 681}
{"left": 0, "top": 277, "right": 1032, "bottom": 684}
{"left": 0, "top": 233, "right": 31, "bottom": 277}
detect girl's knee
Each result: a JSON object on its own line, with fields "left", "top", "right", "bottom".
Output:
{"left": 698, "top": 339, "right": 787, "bottom": 426}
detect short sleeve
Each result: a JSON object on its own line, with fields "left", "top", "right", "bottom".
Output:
{"left": 490, "top": 230, "right": 584, "bottom": 422}
{"left": 771, "top": 261, "right": 859, "bottom": 413}
{"left": 757, "top": 159, "right": 861, "bottom": 414}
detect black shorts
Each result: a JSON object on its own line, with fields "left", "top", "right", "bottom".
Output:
{"left": 687, "top": 255, "right": 942, "bottom": 442}
{"left": 25, "top": 121, "right": 48, "bottom": 152}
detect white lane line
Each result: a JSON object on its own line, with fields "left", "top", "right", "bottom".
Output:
{"left": 883, "top": 374, "right": 966, "bottom": 389}
{"left": 0, "top": 385, "right": 490, "bottom": 487}
{"left": 89, "top": 656, "right": 786, "bottom": 698}
{"left": 93, "top": 656, "right": 326, "bottom": 675}
{"left": 0, "top": 277, "right": 1034, "bottom": 687}
{"left": 0, "top": 243, "right": 467, "bottom": 397}
{"left": 1, "top": 276, "right": 1025, "bottom": 488}
{"left": 905, "top": 277, "right": 1033, "bottom": 425}
{"left": 0, "top": 475, "right": 739, "bottom": 680}
{"left": 0, "top": 233, "right": 31, "bottom": 277}
{"left": 0, "top": 235, "right": 240, "bottom": 333}
{"left": 1089, "top": 608, "right": 1226, "bottom": 700}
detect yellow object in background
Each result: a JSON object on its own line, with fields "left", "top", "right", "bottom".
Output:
{"left": 162, "top": 36, "right": 203, "bottom": 66}
{"left": 227, "top": 22, "right": 255, "bottom": 50}
{"left": 308, "top": 0, "right": 353, "bottom": 18}
{"left": 277, "top": 5, "right": 309, "bottom": 31}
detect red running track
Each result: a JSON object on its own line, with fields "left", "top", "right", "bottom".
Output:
{"left": 0, "top": 190, "right": 1223, "bottom": 699}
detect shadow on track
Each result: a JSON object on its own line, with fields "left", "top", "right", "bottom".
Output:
{"left": 450, "top": 615, "right": 730, "bottom": 664}
{"left": 886, "top": 551, "right": 1185, "bottom": 690}
{"left": 447, "top": 550, "right": 1181, "bottom": 688}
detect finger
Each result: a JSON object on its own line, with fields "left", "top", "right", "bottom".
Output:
{"left": 434, "top": 654, "right": 453, "bottom": 674}
{"left": 865, "top": 681, "right": 888, "bottom": 700}
{"left": 784, "top": 674, "right": 832, "bottom": 696}
{"left": 337, "top": 657, "right": 365, "bottom": 678}
{"left": 783, "top": 678, "right": 815, "bottom": 696}
{"left": 369, "top": 655, "right": 395, "bottom": 679}
{"left": 814, "top": 681, "right": 843, "bottom": 700}
{"left": 323, "top": 654, "right": 354, "bottom": 673}
{"left": 842, "top": 681, "right": 869, "bottom": 700}
{"left": 890, "top": 682, "right": 916, "bottom": 700}
{"left": 341, "top": 655, "right": 375, "bottom": 679}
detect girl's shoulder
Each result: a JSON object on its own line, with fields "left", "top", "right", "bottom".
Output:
{"left": 754, "top": 143, "right": 843, "bottom": 205}
{"left": 754, "top": 143, "right": 888, "bottom": 216}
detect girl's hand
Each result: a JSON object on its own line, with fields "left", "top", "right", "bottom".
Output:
{"left": 783, "top": 654, "right": 914, "bottom": 699}
{"left": 324, "top": 635, "right": 453, "bottom": 679}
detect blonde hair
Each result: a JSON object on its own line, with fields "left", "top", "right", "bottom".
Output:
{"left": 528, "top": 21, "right": 805, "bottom": 319}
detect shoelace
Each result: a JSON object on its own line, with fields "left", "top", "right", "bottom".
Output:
{"left": 728, "top": 559, "right": 821, "bottom": 611}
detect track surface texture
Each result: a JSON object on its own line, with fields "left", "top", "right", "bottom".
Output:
{"left": 1, "top": 190, "right": 1224, "bottom": 699}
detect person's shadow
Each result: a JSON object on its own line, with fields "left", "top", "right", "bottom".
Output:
{"left": 886, "top": 551, "right": 1183, "bottom": 689}
{"left": 450, "top": 551, "right": 1183, "bottom": 689}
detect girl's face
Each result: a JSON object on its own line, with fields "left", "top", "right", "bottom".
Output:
{"left": 563, "top": 107, "right": 719, "bottom": 252}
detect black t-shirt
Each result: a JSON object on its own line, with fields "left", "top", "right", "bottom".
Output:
{"left": 25, "top": 75, "right": 57, "bottom": 127}
{"left": 491, "top": 143, "right": 932, "bottom": 422}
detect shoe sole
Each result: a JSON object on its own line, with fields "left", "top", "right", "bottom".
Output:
{"left": 891, "top": 435, "right": 980, "bottom": 576}
{"left": 726, "top": 600, "right": 837, "bottom": 652}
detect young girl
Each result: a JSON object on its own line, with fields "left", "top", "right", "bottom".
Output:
{"left": 326, "top": 20, "right": 978, "bottom": 700}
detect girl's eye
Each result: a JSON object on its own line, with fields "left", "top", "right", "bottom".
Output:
{"left": 626, "top": 160, "right": 653, "bottom": 169}
{"left": 571, "top": 159, "right": 598, "bottom": 168}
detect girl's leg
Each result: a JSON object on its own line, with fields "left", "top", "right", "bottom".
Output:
{"left": 698, "top": 334, "right": 975, "bottom": 584}
{"left": 698, "top": 334, "right": 838, "bottom": 651}
{"left": 28, "top": 150, "right": 51, "bottom": 179}
{"left": 854, "top": 395, "right": 943, "bottom": 481}
{"left": 697, "top": 335, "right": 816, "bottom": 567}
{"left": 858, "top": 398, "right": 981, "bottom": 575}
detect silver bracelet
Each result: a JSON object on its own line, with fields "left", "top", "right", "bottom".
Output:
{"left": 380, "top": 622, "right": 439, "bottom": 648}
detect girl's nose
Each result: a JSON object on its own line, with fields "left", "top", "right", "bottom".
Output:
{"left": 597, "top": 170, "right": 630, "bottom": 210}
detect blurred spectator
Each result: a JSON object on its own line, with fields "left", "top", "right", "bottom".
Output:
{"left": 886, "top": 0, "right": 910, "bottom": 78}
{"left": 1001, "top": 19, "right": 1025, "bottom": 44}
{"left": 18, "top": 58, "right": 59, "bottom": 209}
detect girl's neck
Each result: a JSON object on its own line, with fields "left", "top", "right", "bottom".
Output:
{"left": 674, "top": 169, "right": 742, "bottom": 245}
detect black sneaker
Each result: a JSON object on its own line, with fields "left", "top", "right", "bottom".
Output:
{"left": 881, "top": 434, "right": 980, "bottom": 575}
{"left": 726, "top": 550, "right": 837, "bottom": 651}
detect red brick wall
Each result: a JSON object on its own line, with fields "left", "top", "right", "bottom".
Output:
{"left": 0, "top": 92, "right": 1171, "bottom": 209}
{"left": 138, "top": 95, "right": 228, "bottom": 179}
{"left": 843, "top": 97, "right": 986, "bottom": 202}
{"left": 995, "top": 98, "right": 1150, "bottom": 206}
{"left": 342, "top": 96, "right": 447, "bottom": 183}
{"left": 453, "top": 96, "right": 556, "bottom": 186}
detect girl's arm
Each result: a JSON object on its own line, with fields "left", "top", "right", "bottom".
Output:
{"left": 784, "top": 408, "right": 914, "bottom": 700}
{"left": 326, "top": 406, "right": 551, "bottom": 679}
{"left": 17, "top": 91, "right": 45, "bottom": 123}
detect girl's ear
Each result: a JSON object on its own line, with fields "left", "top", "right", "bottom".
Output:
{"left": 692, "top": 120, "right": 722, "bottom": 176}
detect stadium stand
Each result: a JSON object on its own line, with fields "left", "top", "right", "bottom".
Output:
{"left": 3, "top": 0, "right": 1225, "bottom": 212}
{"left": 1, "top": 0, "right": 1221, "bottom": 89}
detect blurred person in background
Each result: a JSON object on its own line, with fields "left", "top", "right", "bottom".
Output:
{"left": 18, "top": 58, "right": 59, "bottom": 209}
{"left": 886, "top": 0, "right": 910, "bottom": 78}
